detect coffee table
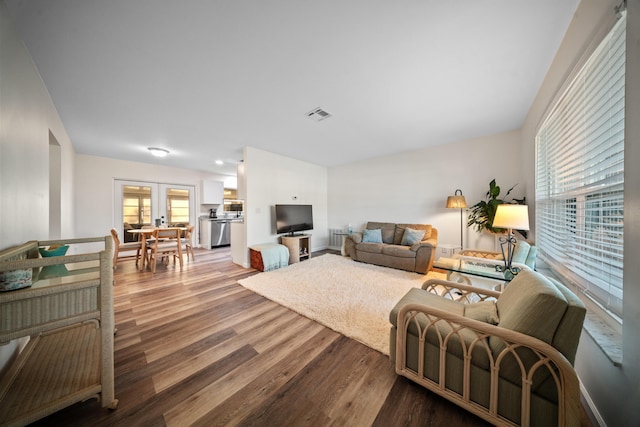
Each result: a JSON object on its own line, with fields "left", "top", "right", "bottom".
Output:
{"left": 433, "top": 256, "right": 530, "bottom": 292}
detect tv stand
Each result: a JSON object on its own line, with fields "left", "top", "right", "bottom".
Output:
{"left": 280, "top": 234, "right": 311, "bottom": 264}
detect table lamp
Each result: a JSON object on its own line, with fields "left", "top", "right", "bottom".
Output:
{"left": 492, "top": 204, "right": 530, "bottom": 273}
{"left": 446, "top": 189, "right": 467, "bottom": 250}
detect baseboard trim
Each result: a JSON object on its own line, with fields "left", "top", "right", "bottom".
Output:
{"left": 581, "top": 381, "right": 606, "bottom": 427}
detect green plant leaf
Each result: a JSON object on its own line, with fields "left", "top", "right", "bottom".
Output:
{"left": 466, "top": 179, "right": 522, "bottom": 234}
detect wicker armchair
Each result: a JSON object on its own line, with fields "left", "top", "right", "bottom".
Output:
{"left": 390, "top": 270, "right": 585, "bottom": 426}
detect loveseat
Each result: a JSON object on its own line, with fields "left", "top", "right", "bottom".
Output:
{"left": 344, "top": 222, "right": 437, "bottom": 273}
{"left": 390, "top": 270, "right": 586, "bottom": 426}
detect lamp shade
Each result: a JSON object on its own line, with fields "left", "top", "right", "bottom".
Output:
{"left": 446, "top": 189, "right": 467, "bottom": 209}
{"left": 492, "top": 204, "right": 530, "bottom": 230}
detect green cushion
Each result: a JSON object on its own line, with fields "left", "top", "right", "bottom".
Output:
{"left": 391, "top": 288, "right": 492, "bottom": 370}
{"left": 511, "top": 241, "right": 530, "bottom": 265}
{"left": 390, "top": 287, "right": 464, "bottom": 326}
{"left": 465, "top": 301, "right": 500, "bottom": 325}
{"left": 492, "top": 270, "right": 568, "bottom": 388}
{"left": 546, "top": 277, "right": 586, "bottom": 364}
{"left": 495, "top": 270, "right": 567, "bottom": 344}
{"left": 525, "top": 245, "right": 538, "bottom": 269}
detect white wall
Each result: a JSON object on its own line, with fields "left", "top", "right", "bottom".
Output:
{"left": 328, "top": 130, "right": 524, "bottom": 252}
{"left": 0, "top": 1, "right": 76, "bottom": 374}
{"left": 520, "top": 1, "right": 639, "bottom": 426}
{"left": 0, "top": 2, "right": 75, "bottom": 248}
{"left": 239, "top": 147, "right": 328, "bottom": 266}
{"left": 74, "top": 154, "right": 232, "bottom": 247}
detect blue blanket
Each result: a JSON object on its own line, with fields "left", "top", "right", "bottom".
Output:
{"left": 251, "top": 243, "right": 289, "bottom": 271}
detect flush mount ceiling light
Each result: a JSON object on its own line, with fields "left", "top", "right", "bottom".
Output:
{"left": 215, "top": 160, "right": 224, "bottom": 165}
{"left": 148, "top": 147, "right": 169, "bottom": 157}
{"left": 305, "top": 107, "right": 332, "bottom": 122}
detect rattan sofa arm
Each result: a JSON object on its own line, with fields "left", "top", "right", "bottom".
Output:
{"left": 422, "top": 278, "right": 502, "bottom": 302}
{"left": 394, "top": 303, "right": 581, "bottom": 427}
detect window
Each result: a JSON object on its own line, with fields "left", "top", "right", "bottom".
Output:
{"left": 535, "top": 12, "right": 625, "bottom": 320}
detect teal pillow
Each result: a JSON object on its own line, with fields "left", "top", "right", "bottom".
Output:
{"left": 362, "top": 228, "right": 383, "bottom": 243}
{"left": 38, "top": 245, "right": 69, "bottom": 257}
{"left": 400, "top": 228, "right": 425, "bottom": 245}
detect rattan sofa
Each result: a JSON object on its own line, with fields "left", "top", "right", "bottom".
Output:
{"left": 390, "top": 270, "right": 586, "bottom": 426}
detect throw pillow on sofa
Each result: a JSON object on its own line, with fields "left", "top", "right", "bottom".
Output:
{"left": 362, "top": 228, "right": 383, "bottom": 243}
{"left": 400, "top": 228, "right": 425, "bottom": 245}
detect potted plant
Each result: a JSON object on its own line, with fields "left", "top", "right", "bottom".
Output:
{"left": 467, "top": 179, "right": 525, "bottom": 234}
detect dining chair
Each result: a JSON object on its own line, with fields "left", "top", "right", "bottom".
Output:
{"left": 146, "top": 228, "right": 183, "bottom": 273}
{"left": 181, "top": 225, "right": 196, "bottom": 261}
{"left": 110, "top": 228, "right": 142, "bottom": 269}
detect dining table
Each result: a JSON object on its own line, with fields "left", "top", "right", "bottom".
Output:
{"left": 127, "top": 227, "right": 185, "bottom": 270}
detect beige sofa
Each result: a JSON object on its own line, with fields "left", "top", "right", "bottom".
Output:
{"left": 344, "top": 222, "right": 437, "bottom": 273}
{"left": 390, "top": 270, "right": 586, "bottom": 427}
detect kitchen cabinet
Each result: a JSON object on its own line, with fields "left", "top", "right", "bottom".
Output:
{"left": 200, "top": 218, "right": 212, "bottom": 249}
{"left": 201, "top": 180, "right": 223, "bottom": 205}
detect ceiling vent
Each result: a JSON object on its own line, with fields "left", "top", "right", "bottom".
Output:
{"left": 306, "top": 107, "right": 332, "bottom": 122}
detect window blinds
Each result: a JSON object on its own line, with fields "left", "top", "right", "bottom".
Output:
{"left": 535, "top": 13, "right": 625, "bottom": 319}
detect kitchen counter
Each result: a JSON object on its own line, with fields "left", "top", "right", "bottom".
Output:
{"left": 203, "top": 218, "right": 243, "bottom": 223}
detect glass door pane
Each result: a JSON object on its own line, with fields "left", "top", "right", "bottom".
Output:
{"left": 159, "top": 184, "right": 195, "bottom": 229}
{"left": 115, "top": 180, "right": 157, "bottom": 243}
{"left": 122, "top": 185, "right": 152, "bottom": 226}
{"left": 166, "top": 188, "right": 190, "bottom": 225}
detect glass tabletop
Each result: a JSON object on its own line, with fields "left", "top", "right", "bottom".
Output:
{"left": 433, "top": 257, "right": 521, "bottom": 282}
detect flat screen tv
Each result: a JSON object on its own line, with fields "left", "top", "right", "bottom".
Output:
{"left": 275, "top": 204, "right": 313, "bottom": 235}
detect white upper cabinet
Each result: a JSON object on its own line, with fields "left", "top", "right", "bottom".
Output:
{"left": 201, "top": 180, "right": 224, "bottom": 205}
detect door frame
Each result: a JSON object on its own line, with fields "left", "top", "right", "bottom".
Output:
{"left": 114, "top": 180, "right": 196, "bottom": 238}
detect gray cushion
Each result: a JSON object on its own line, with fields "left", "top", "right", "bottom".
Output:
{"left": 401, "top": 228, "right": 426, "bottom": 245}
{"left": 394, "top": 223, "right": 432, "bottom": 245}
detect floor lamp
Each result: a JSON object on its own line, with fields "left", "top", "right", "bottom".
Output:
{"left": 492, "top": 204, "right": 530, "bottom": 273}
{"left": 446, "top": 189, "right": 467, "bottom": 250}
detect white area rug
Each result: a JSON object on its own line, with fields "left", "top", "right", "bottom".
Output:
{"left": 238, "top": 254, "right": 445, "bottom": 355}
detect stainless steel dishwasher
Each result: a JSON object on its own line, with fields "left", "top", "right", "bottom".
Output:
{"left": 211, "top": 220, "right": 231, "bottom": 247}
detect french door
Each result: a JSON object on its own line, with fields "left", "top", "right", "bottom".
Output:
{"left": 114, "top": 180, "right": 195, "bottom": 242}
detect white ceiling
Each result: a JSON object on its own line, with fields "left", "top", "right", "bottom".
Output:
{"left": 5, "top": 0, "right": 579, "bottom": 176}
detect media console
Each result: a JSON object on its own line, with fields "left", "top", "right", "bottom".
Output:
{"left": 280, "top": 234, "right": 310, "bottom": 264}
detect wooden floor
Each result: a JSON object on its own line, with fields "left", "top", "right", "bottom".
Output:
{"left": 30, "top": 247, "right": 566, "bottom": 427}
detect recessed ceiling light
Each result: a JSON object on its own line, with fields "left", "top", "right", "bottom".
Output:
{"left": 215, "top": 160, "right": 224, "bottom": 165}
{"left": 148, "top": 147, "right": 169, "bottom": 157}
